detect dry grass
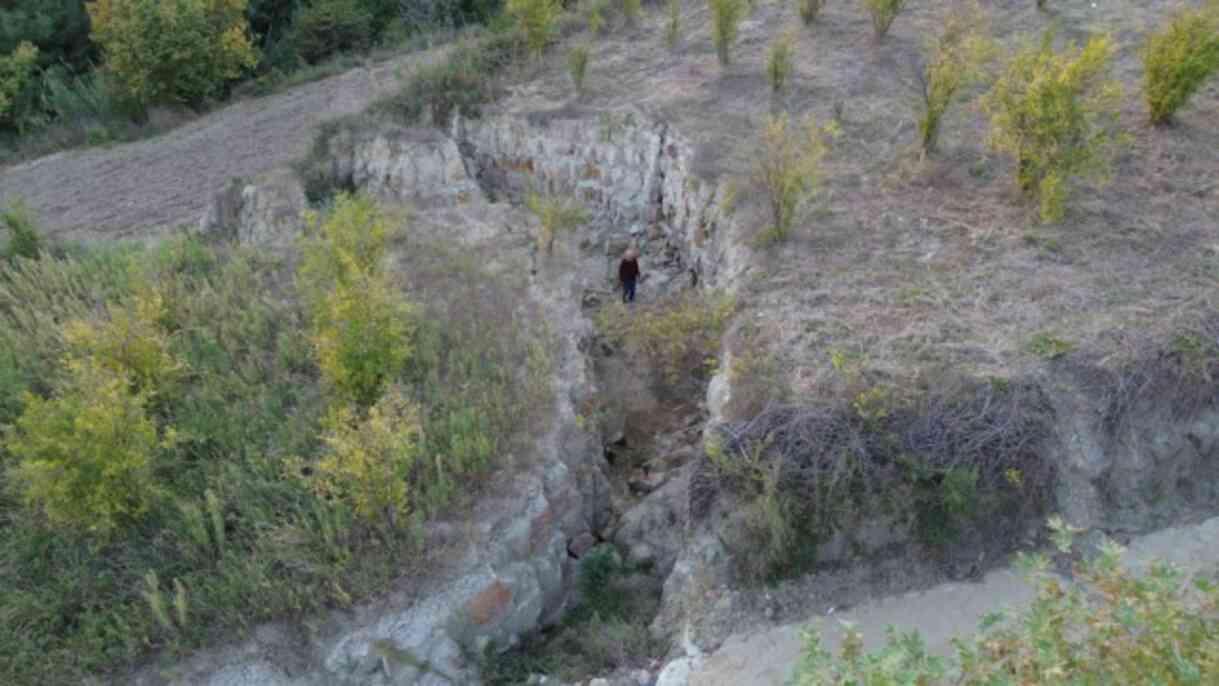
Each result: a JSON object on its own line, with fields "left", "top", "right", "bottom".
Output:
{"left": 480, "top": 0, "right": 1219, "bottom": 399}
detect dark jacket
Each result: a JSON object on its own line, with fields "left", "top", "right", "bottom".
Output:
{"left": 619, "top": 258, "right": 640, "bottom": 284}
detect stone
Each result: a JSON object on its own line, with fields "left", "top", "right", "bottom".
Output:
{"left": 628, "top": 469, "right": 668, "bottom": 495}
{"left": 654, "top": 658, "right": 696, "bottom": 686}
{"left": 568, "top": 532, "right": 598, "bottom": 558}
{"left": 613, "top": 465, "right": 692, "bottom": 577}
{"left": 467, "top": 580, "right": 514, "bottom": 626}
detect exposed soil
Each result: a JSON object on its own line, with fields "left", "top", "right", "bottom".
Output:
{"left": 0, "top": 47, "right": 447, "bottom": 243}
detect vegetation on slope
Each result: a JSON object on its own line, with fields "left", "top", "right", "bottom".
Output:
{"left": 0, "top": 197, "right": 550, "bottom": 685}
{"left": 793, "top": 518, "right": 1219, "bottom": 684}
{"left": 0, "top": 0, "right": 503, "bottom": 161}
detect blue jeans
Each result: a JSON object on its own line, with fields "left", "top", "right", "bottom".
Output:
{"left": 622, "top": 279, "right": 636, "bottom": 303}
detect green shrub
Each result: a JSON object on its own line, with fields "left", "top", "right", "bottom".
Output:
{"left": 862, "top": 0, "right": 907, "bottom": 40}
{"left": 622, "top": 0, "right": 642, "bottom": 25}
{"left": 299, "top": 194, "right": 413, "bottom": 407}
{"left": 916, "top": 1, "right": 993, "bottom": 154}
{"left": 1142, "top": 4, "right": 1219, "bottom": 124}
{"left": 87, "top": 0, "right": 258, "bottom": 110}
{"left": 310, "top": 387, "right": 424, "bottom": 526}
{"left": 0, "top": 42, "right": 38, "bottom": 132}
{"left": 62, "top": 288, "right": 184, "bottom": 399}
{"left": 767, "top": 31, "right": 796, "bottom": 95}
{"left": 982, "top": 32, "right": 1123, "bottom": 223}
{"left": 289, "top": 0, "right": 376, "bottom": 64}
{"left": 708, "top": 0, "right": 746, "bottom": 66}
{"left": 568, "top": 44, "right": 590, "bottom": 97}
{"left": 798, "top": 0, "right": 825, "bottom": 25}
{"left": 1027, "top": 331, "right": 1074, "bottom": 359}
{"left": 596, "top": 291, "right": 735, "bottom": 389}
{"left": 1, "top": 200, "right": 42, "bottom": 261}
{"left": 525, "top": 191, "right": 588, "bottom": 254}
{"left": 753, "top": 113, "right": 837, "bottom": 242}
{"left": 792, "top": 518, "right": 1219, "bottom": 684}
{"left": 665, "top": 0, "right": 681, "bottom": 48}
{"left": 507, "top": 0, "right": 562, "bottom": 58}
{"left": 4, "top": 358, "right": 172, "bottom": 538}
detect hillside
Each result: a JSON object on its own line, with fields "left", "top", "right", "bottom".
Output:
{"left": 1, "top": 0, "right": 1218, "bottom": 685}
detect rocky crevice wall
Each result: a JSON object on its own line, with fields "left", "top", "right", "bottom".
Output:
{"left": 183, "top": 105, "right": 1219, "bottom": 685}
{"left": 170, "top": 107, "right": 742, "bottom": 686}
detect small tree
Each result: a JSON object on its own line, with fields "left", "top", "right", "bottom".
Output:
{"left": 312, "top": 387, "right": 424, "bottom": 526}
{"left": 1, "top": 199, "right": 43, "bottom": 262}
{"left": 767, "top": 31, "right": 796, "bottom": 96}
{"left": 568, "top": 45, "right": 590, "bottom": 97}
{"left": 62, "top": 288, "right": 183, "bottom": 399}
{"left": 289, "top": 0, "right": 375, "bottom": 65}
{"left": 0, "top": 41, "right": 38, "bottom": 132}
{"left": 709, "top": 0, "right": 746, "bottom": 66}
{"left": 525, "top": 191, "right": 588, "bottom": 254}
{"left": 915, "top": 1, "right": 993, "bottom": 154}
{"left": 312, "top": 273, "right": 413, "bottom": 408}
{"left": 506, "top": 0, "right": 561, "bottom": 59}
{"left": 87, "top": 0, "right": 257, "bottom": 110}
{"left": 862, "top": 0, "right": 908, "bottom": 40}
{"left": 666, "top": 0, "right": 681, "bottom": 49}
{"left": 5, "top": 360, "right": 171, "bottom": 538}
{"left": 799, "top": 0, "right": 826, "bottom": 26}
{"left": 622, "top": 0, "right": 642, "bottom": 25}
{"left": 1142, "top": 4, "right": 1219, "bottom": 125}
{"left": 298, "top": 194, "right": 414, "bottom": 407}
{"left": 754, "top": 114, "right": 837, "bottom": 242}
{"left": 982, "top": 32, "right": 1123, "bottom": 223}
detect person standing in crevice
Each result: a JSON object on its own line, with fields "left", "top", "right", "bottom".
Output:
{"left": 618, "top": 247, "right": 640, "bottom": 303}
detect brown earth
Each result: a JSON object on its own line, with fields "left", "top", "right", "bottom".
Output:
{"left": 0, "top": 47, "right": 447, "bottom": 243}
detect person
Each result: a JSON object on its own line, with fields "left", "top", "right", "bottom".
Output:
{"left": 618, "top": 247, "right": 640, "bottom": 303}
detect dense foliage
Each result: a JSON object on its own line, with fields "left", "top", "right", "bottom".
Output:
{"left": 983, "top": 31, "right": 1124, "bottom": 222}
{"left": 0, "top": 198, "right": 550, "bottom": 684}
{"left": 87, "top": 0, "right": 259, "bottom": 109}
{"left": 1143, "top": 2, "right": 1219, "bottom": 124}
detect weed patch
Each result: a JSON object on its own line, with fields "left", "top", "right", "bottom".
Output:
{"left": 704, "top": 377, "right": 1056, "bottom": 583}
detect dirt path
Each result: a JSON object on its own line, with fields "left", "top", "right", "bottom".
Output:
{"left": 669, "top": 516, "right": 1219, "bottom": 686}
{"left": 0, "top": 48, "right": 445, "bottom": 243}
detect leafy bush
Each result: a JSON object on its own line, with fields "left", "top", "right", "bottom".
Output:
{"left": 622, "top": 0, "right": 642, "bottom": 25}
{"left": 982, "top": 32, "right": 1123, "bottom": 223}
{"left": 310, "top": 387, "right": 424, "bottom": 526}
{"left": 87, "top": 0, "right": 258, "bottom": 110}
{"left": 798, "top": 0, "right": 825, "bottom": 25}
{"left": 312, "top": 272, "right": 413, "bottom": 407}
{"left": 62, "top": 288, "right": 184, "bottom": 399}
{"left": 862, "top": 0, "right": 907, "bottom": 40}
{"left": 915, "top": 1, "right": 993, "bottom": 154}
{"left": 290, "top": 0, "right": 375, "bottom": 65}
{"left": 792, "top": 518, "right": 1219, "bottom": 684}
{"left": 596, "top": 291, "right": 735, "bottom": 390}
{"left": 299, "top": 194, "right": 413, "bottom": 407}
{"left": 1, "top": 199, "right": 43, "bottom": 261}
{"left": 507, "top": 0, "right": 562, "bottom": 58}
{"left": 708, "top": 0, "right": 746, "bottom": 66}
{"left": 525, "top": 191, "right": 588, "bottom": 254}
{"left": 0, "top": 42, "right": 38, "bottom": 131}
{"left": 753, "top": 113, "right": 837, "bottom": 242}
{"left": 568, "top": 44, "right": 589, "bottom": 96}
{"left": 767, "top": 31, "right": 796, "bottom": 95}
{"left": 1142, "top": 4, "right": 1219, "bottom": 124}
{"left": 665, "top": 0, "right": 681, "bottom": 48}
{"left": 4, "top": 358, "right": 171, "bottom": 538}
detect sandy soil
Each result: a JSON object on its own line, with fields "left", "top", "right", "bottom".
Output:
{"left": 0, "top": 48, "right": 446, "bottom": 243}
